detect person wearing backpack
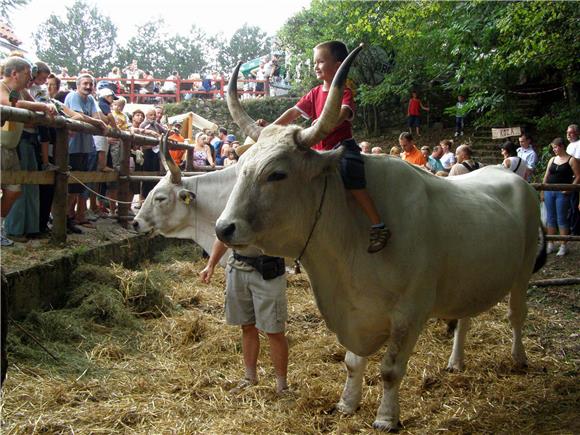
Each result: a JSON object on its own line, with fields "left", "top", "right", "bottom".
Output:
{"left": 449, "top": 144, "right": 481, "bottom": 176}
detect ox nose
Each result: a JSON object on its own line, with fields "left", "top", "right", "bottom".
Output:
{"left": 132, "top": 220, "right": 140, "bottom": 231}
{"left": 215, "top": 221, "right": 236, "bottom": 243}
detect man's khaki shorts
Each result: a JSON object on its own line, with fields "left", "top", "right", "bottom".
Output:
{"left": 224, "top": 265, "right": 287, "bottom": 334}
{"left": 1, "top": 147, "right": 21, "bottom": 192}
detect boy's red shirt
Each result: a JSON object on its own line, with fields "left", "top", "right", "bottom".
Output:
{"left": 408, "top": 98, "right": 421, "bottom": 116}
{"left": 294, "top": 85, "right": 355, "bottom": 151}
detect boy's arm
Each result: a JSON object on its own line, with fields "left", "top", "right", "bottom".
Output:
{"left": 199, "top": 239, "right": 229, "bottom": 283}
{"left": 273, "top": 107, "right": 302, "bottom": 126}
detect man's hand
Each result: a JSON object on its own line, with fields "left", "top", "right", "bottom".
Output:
{"left": 94, "top": 119, "right": 108, "bottom": 135}
{"left": 43, "top": 103, "right": 57, "bottom": 118}
{"left": 199, "top": 264, "right": 215, "bottom": 284}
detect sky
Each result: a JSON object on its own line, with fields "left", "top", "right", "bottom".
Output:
{"left": 9, "top": 0, "right": 311, "bottom": 54}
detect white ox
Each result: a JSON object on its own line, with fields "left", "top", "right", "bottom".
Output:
{"left": 132, "top": 139, "right": 237, "bottom": 258}
{"left": 215, "top": 46, "right": 546, "bottom": 431}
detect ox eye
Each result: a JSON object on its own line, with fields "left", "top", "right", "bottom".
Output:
{"left": 154, "top": 195, "right": 167, "bottom": 203}
{"left": 267, "top": 171, "right": 287, "bottom": 182}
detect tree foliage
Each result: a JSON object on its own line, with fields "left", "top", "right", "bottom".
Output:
{"left": 32, "top": 0, "right": 117, "bottom": 76}
{"left": 0, "top": 0, "right": 30, "bottom": 24}
{"left": 216, "top": 24, "right": 272, "bottom": 71}
{"left": 278, "top": 0, "right": 580, "bottom": 133}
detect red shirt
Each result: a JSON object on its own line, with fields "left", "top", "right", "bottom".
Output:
{"left": 295, "top": 85, "right": 355, "bottom": 151}
{"left": 408, "top": 98, "right": 421, "bottom": 116}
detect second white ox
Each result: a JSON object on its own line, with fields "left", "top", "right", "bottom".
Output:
{"left": 215, "top": 46, "right": 546, "bottom": 431}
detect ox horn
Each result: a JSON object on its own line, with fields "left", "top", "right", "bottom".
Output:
{"left": 226, "top": 61, "right": 263, "bottom": 142}
{"left": 158, "top": 130, "right": 182, "bottom": 184}
{"left": 297, "top": 43, "right": 364, "bottom": 148}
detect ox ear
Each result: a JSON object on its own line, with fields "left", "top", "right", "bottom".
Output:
{"left": 178, "top": 189, "right": 196, "bottom": 206}
{"left": 308, "top": 146, "right": 344, "bottom": 179}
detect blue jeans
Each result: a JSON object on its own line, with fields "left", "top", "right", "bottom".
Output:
{"left": 544, "top": 190, "right": 570, "bottom": 230}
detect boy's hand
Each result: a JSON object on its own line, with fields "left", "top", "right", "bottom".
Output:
{"left": 199, "top": 264, "right": 215, "bottom": 283}
{"left": 256, "top": 119, "right": 268, "bottom": 127}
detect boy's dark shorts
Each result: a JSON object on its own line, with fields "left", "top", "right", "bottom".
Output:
{"left": 334, "top": 139, "right": 366, "bottom": 190}
{"left": 408, "top": 115, "right": 421, "bottom": 128}
{"left": 68, "top": 152, "right": 88, "bottom": 194}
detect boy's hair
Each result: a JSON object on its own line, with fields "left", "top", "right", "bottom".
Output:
{"left": 1, "top": 56, "right": 31, "bottom": 77}
{"left": 520, "top": 132, "right": 533, "bottom": 142}
{"left": 315, "top": 40, "right": 348, "bottom": 62}
{"left": 399, "top": 132, "right": 413, "bottom": 142}
{"left": 132, "top": 109, "right": 145, "bottom": 118}
{"left": 218, "top": 127, "right": 227, "bottom": 136}
{"left": 35, "top": 61, "right": 51, "bottom": 75}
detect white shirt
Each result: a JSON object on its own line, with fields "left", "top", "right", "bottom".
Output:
{"left": 566, "top": 140, "right": 580, "bottom": 159}
{"left": 516, "top": 146, "right": 538, "bottom": 170}
{"left": 440, "top": 151, "right": 456, "bottom": 169}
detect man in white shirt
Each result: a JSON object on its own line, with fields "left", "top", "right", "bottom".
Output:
{"left": 566, "top": 124, "right": 580, "bottom": 158}
{"left": 517, "top": 133, "right": 538, "bottom": 181}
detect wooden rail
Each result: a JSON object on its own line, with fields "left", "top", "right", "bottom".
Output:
{"left": 0, "top": 105, "right": 208, "bottom": 244}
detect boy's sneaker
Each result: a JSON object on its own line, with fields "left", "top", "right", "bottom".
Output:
{"left": 42, "top": 163, "right": 59, "bottom": 171}
{"left": 368, "top": 224, "right": 391, "bottom": 253}
{"left": 546, "top": 242, "right": 555, "bottom": 254}
{"left": 1, "top": 234, "right": 14, "bottom": 247}
{"left": 556, "top": 244, "right": 568, "bottom": 257}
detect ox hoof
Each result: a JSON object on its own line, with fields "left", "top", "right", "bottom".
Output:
{"left": 335, "top": 400, "right": 358, "bottom": 415}
{"left": 445, "top": 361, "right": 464, "bottom": 373}
{"left": 372, "top": 419, "right": 402, "bottom": 432}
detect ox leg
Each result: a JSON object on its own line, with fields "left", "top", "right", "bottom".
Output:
{"left": 374, "top": 319, "right": 424, "bottom": 432}
{"left": 508, "top": 286, "right": 528, "bottom": 368}
{"left": 336, "top": 351, "right": 368, "bottom": 414}
{"left": 446, "top": 317, "right": 471, "bottom": 372}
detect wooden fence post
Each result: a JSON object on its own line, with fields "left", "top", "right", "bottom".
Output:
{"left": 117, "top": 139, "right": 131, "bottom": 228}
{"left": 51, "top": 128, "right": 68, "bottom": 244}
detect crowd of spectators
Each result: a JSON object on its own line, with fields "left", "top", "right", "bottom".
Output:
{"left": 355, "top": 127, "right": 580, "bottom": 256}
{"left": 0, "top": 53, "right": 242, "bottom": 247}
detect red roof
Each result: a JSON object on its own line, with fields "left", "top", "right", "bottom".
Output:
{"left": 0, "top": 21, "right": 22, "bottom": 46}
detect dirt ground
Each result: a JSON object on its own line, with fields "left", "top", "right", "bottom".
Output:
{"left": 0, "top": 236, "right": 578, "bottom": 434}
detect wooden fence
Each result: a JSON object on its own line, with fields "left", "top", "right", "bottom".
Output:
{"left": 1, "top": 104, "right": 579, "bottom": 247}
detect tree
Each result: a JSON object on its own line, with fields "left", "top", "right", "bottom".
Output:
{"left": 32, "top": 0, "right": 117, "bottom": 76}
{"left": 216, "top": 24, "right": 272, "bottom": 72}
{"left": 0, "top": 0, "right": 30, "bottom": 24}
{"left": 116, "top": 20, "right": 208, "bottom": 78}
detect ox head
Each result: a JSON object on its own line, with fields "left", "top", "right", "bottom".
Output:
{"left": 215, "top": 45, "right": 363, "bottom": 256}
{"left": 132, "top": 132, "right": 197, "bottom": 238}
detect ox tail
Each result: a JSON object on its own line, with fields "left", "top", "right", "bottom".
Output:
{"left": 533, "top": 226, "right": 547, "bottom": 273}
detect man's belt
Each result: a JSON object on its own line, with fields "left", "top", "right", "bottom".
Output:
{"left": 233, "top": 252, "right": 285, "bottom": 280}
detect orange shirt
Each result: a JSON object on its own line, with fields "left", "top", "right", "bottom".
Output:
{"left": 402, "top": 145, "right": 427, "bottom": 166}
{"left": 168, "top": 132, "right": 185, "bottom": 165}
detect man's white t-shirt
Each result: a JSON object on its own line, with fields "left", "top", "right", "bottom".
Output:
{"left": 566, "top": 140, "right": 580, "bottom": 159}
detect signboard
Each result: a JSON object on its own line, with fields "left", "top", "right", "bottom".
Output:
{"left": 491, "top": 127, "right": 521, "bottom": 140}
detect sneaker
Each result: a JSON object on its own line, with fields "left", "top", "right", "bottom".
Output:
{"left": 556, "top": 244, "right": 568, "bottom": 257}
{"left": 1, "top": 234, "right": 14, "bottom": 247}
{"left": 454, "top": 132, "right": 460, "bottom": 137}
{"left": 546, "top": 242, "right": 555, "bottom": 254}
{"left": 6, "top": 234, "right": 28, "bottom": 243}
{"left": 368, "top": 224, "right": 391, "bottom": 253}
{"left": 85, "top": 209, "right": 99, "bottom": 222}
{"left": 42, "top": 162, "right": 59, "bottom": 171}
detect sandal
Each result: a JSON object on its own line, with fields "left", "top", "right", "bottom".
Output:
{"left": 77, "top": 221, "right": 96, "bottom": 229}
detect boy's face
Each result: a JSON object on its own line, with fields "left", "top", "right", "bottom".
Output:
{"left": 313, "top": 47, "right": 341, "bottom": 83}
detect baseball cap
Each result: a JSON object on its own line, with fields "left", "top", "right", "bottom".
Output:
{"left": 226, "top": 134, "right": 236, "bottom": 142}
{"left": 97, "top": 88, "right": 118, "bottom": 99}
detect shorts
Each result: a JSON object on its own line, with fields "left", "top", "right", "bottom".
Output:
{"left": 0, "top": 147, "right": 21, "bottom": 192}
{"left": 335, "top": 139, "right": 366, "bottom": 190}
{"left": 107, "top": 141, "right": 121, "bottom": 189}
{"left": 224, "top": 265, "right": 287, "bottom": 334}
{"left": 94, "top": 136, "right": 109, "bottom": 153}
{"left": 69, "top": 152, "right": 89, "bottom": 194}
{"left": 408, "top": 115, "right": 421, "bottom": 128}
